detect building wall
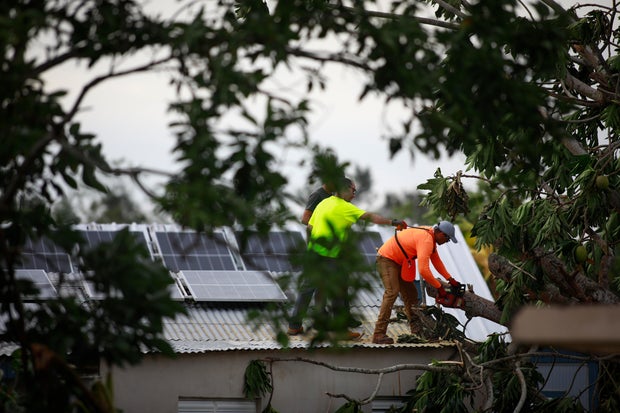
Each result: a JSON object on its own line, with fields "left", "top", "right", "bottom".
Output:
{"left": 108, "top": 346, "right": 457, "bottom": 413}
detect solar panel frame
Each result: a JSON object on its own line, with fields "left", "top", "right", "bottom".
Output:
{"left": 155, "top": 231, "right": 236, "bottom": 272}
{"left": 82, "top": 279, "right": 186, "bottom": 301}
{"left": 180, "top": 270, "right": 287, "bottom": 302}
{"left": 234, "top": 230, "right": 304, "bottom": 272}
{"left": 168, "top": 274, "right": 186, "bottom": 301}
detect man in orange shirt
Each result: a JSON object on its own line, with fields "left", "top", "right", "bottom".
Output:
{"left": 372, "top": 221, "right": 462, "bottom": 344}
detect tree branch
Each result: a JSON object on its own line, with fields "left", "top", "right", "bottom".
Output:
{"left": 325, "top": 372, "right": 385, "bottom": 405}
{"left": 483, "top": 375, "right": 494, "bottom": 411}
{"left": 432, "top": 0, "right": 467, "bottom": 19}
{"left": 513, "top": 361, "right": 527, "bottom": 413}
{"left": 560, "top": 137, "right": 588, "bottom": 156}
{"left": 284, "top": 46, "right": 372, "bottom": 71}
{"left": 262, "top": 356, "right": 462, "bottom": 375}
{"left": 426, "top": 279, "right": 504, "bottom": 324}
{"left": 563, "top": 72, "right": 605, "bottom": 103}
{"left": 338, "top": 5, "right": 460, "bottom": 30}
{"left": 34, "top": 47, "right": 83, "bottom": 75}
{"left": 64, "top": 57, "right": 173, "bottom": 124}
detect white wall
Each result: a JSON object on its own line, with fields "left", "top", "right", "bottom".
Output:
{"left": 108, "top": 346, "right": 457, "bottom": 413}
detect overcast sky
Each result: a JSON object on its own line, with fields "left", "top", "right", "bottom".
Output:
{"left": 41, "top": 0, "right": 598, "bottom": 216}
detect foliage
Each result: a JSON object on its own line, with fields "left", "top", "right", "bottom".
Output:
{"left": 396, "top": 305, "right": 466, "bottom": 343}
{"left": 400, "top": 361, "right": 472, "bottom": 413}
{"left": 596, "top": 360, "right": 620, "bottom": 412}
{"left": 243, "top": 360, "right": 273, "bottom": 400}
{"left": 380, "top": 191, "right": 430, "bottom": 224}
{"left": 244, "top": 360, "right": 280, "bottom": 413}
{"left": 476, "top": 335, "right": 546, "bottom": 413}
{"left": 334, "top": 401, "right": 361, "bottom": 413}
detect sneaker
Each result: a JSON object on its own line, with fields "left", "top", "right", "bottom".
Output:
{"left": 287, "top": 326, "right": 304, "bottom": 336}
{"left": 372, "top": 334, "right": 394, "bottom": 345}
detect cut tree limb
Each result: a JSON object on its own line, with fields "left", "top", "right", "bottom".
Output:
{"left": 425, "top": 281, "right": 504, "bottom": 325}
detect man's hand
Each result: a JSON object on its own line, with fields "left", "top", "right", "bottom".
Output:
{"left": 448, "top": 278, "right": 465, "bottom": 296}
{"left": 391, "top": 219, "right": 408, "bottom": 231}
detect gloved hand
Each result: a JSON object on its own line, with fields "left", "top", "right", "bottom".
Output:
{"left": 448, "top": 278, "right": 465, "bottom": 296}
{"left": 391, "top": 219, "right": 408, "bottom": 231}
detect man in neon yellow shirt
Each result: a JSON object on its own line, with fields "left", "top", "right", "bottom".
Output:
{"left": 288, "top": 177, "right": 407, "bottom": 340}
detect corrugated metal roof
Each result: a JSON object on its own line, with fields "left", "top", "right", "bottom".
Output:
{"left": 164, "top": 303, "right": 455, "bottom": 353}
{"left": 0, "top": 223, "right": 506, "bottom": 356}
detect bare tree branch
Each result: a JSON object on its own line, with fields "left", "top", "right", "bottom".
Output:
{"left": 513, "top": 361, "right": 528, "bottom": 413}
{"left": 563, "top": 72, "right": 605, "bottom": 103}
{"left": 262, "top": 356, "right": 462, "bottom": 375}
{"left": 338, "top": 5, "right": 460, "bottom": 30}
{"left": 64, "top": 57, "right": 174, "bottom": 124}
{"left": 325, "top": 372, "right": 385, "bottom": 405}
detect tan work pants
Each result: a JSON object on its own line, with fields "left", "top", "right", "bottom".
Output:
{"left": 373, "top": 255, "right": 419, "bottom": 336}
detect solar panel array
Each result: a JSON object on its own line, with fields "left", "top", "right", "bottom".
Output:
{"left": 10, "top": 227, "right": 385, "bottom": 304}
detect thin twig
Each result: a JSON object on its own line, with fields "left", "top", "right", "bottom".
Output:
{"left": 325, "top": 372, "right": 385, "bottom": 405}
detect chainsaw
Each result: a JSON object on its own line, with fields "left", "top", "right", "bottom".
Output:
{"left": 435, "top": 281, "right": 466, "bottom": 308}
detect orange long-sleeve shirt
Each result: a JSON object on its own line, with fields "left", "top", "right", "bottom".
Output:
{"left": 377, "top": 227, "right": 453, "bottom": 288}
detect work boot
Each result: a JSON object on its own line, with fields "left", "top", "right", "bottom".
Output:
{"left": 372, "top": 334, "right": 394, "bottom": 345}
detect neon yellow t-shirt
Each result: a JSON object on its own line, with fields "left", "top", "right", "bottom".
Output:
{"left": 308, "top": 196, "right": 366, "bottom": 257}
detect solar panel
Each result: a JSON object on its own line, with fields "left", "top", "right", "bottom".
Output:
{"left": 355, "top": 231, "right": 383, "bottom": 265}
{"left": 155, "top": 231, "right": 236, "bottom": 272}
{"left": 78, "top": 230, "right": 150, "bottom": 253}
{"left": 15, "top": 269, "right": 57, "bottom": 299}
{"left": 81, "top": 270, "right": 186, "bottom": 301}
{"left": 180, "top": 270, "right": 287, "bottom": 302}
{"left": 234, "top": 231, "right": 304, "bottom": 272}
{"left": 17, "top": 236, "right": 73, "bottom": 273}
